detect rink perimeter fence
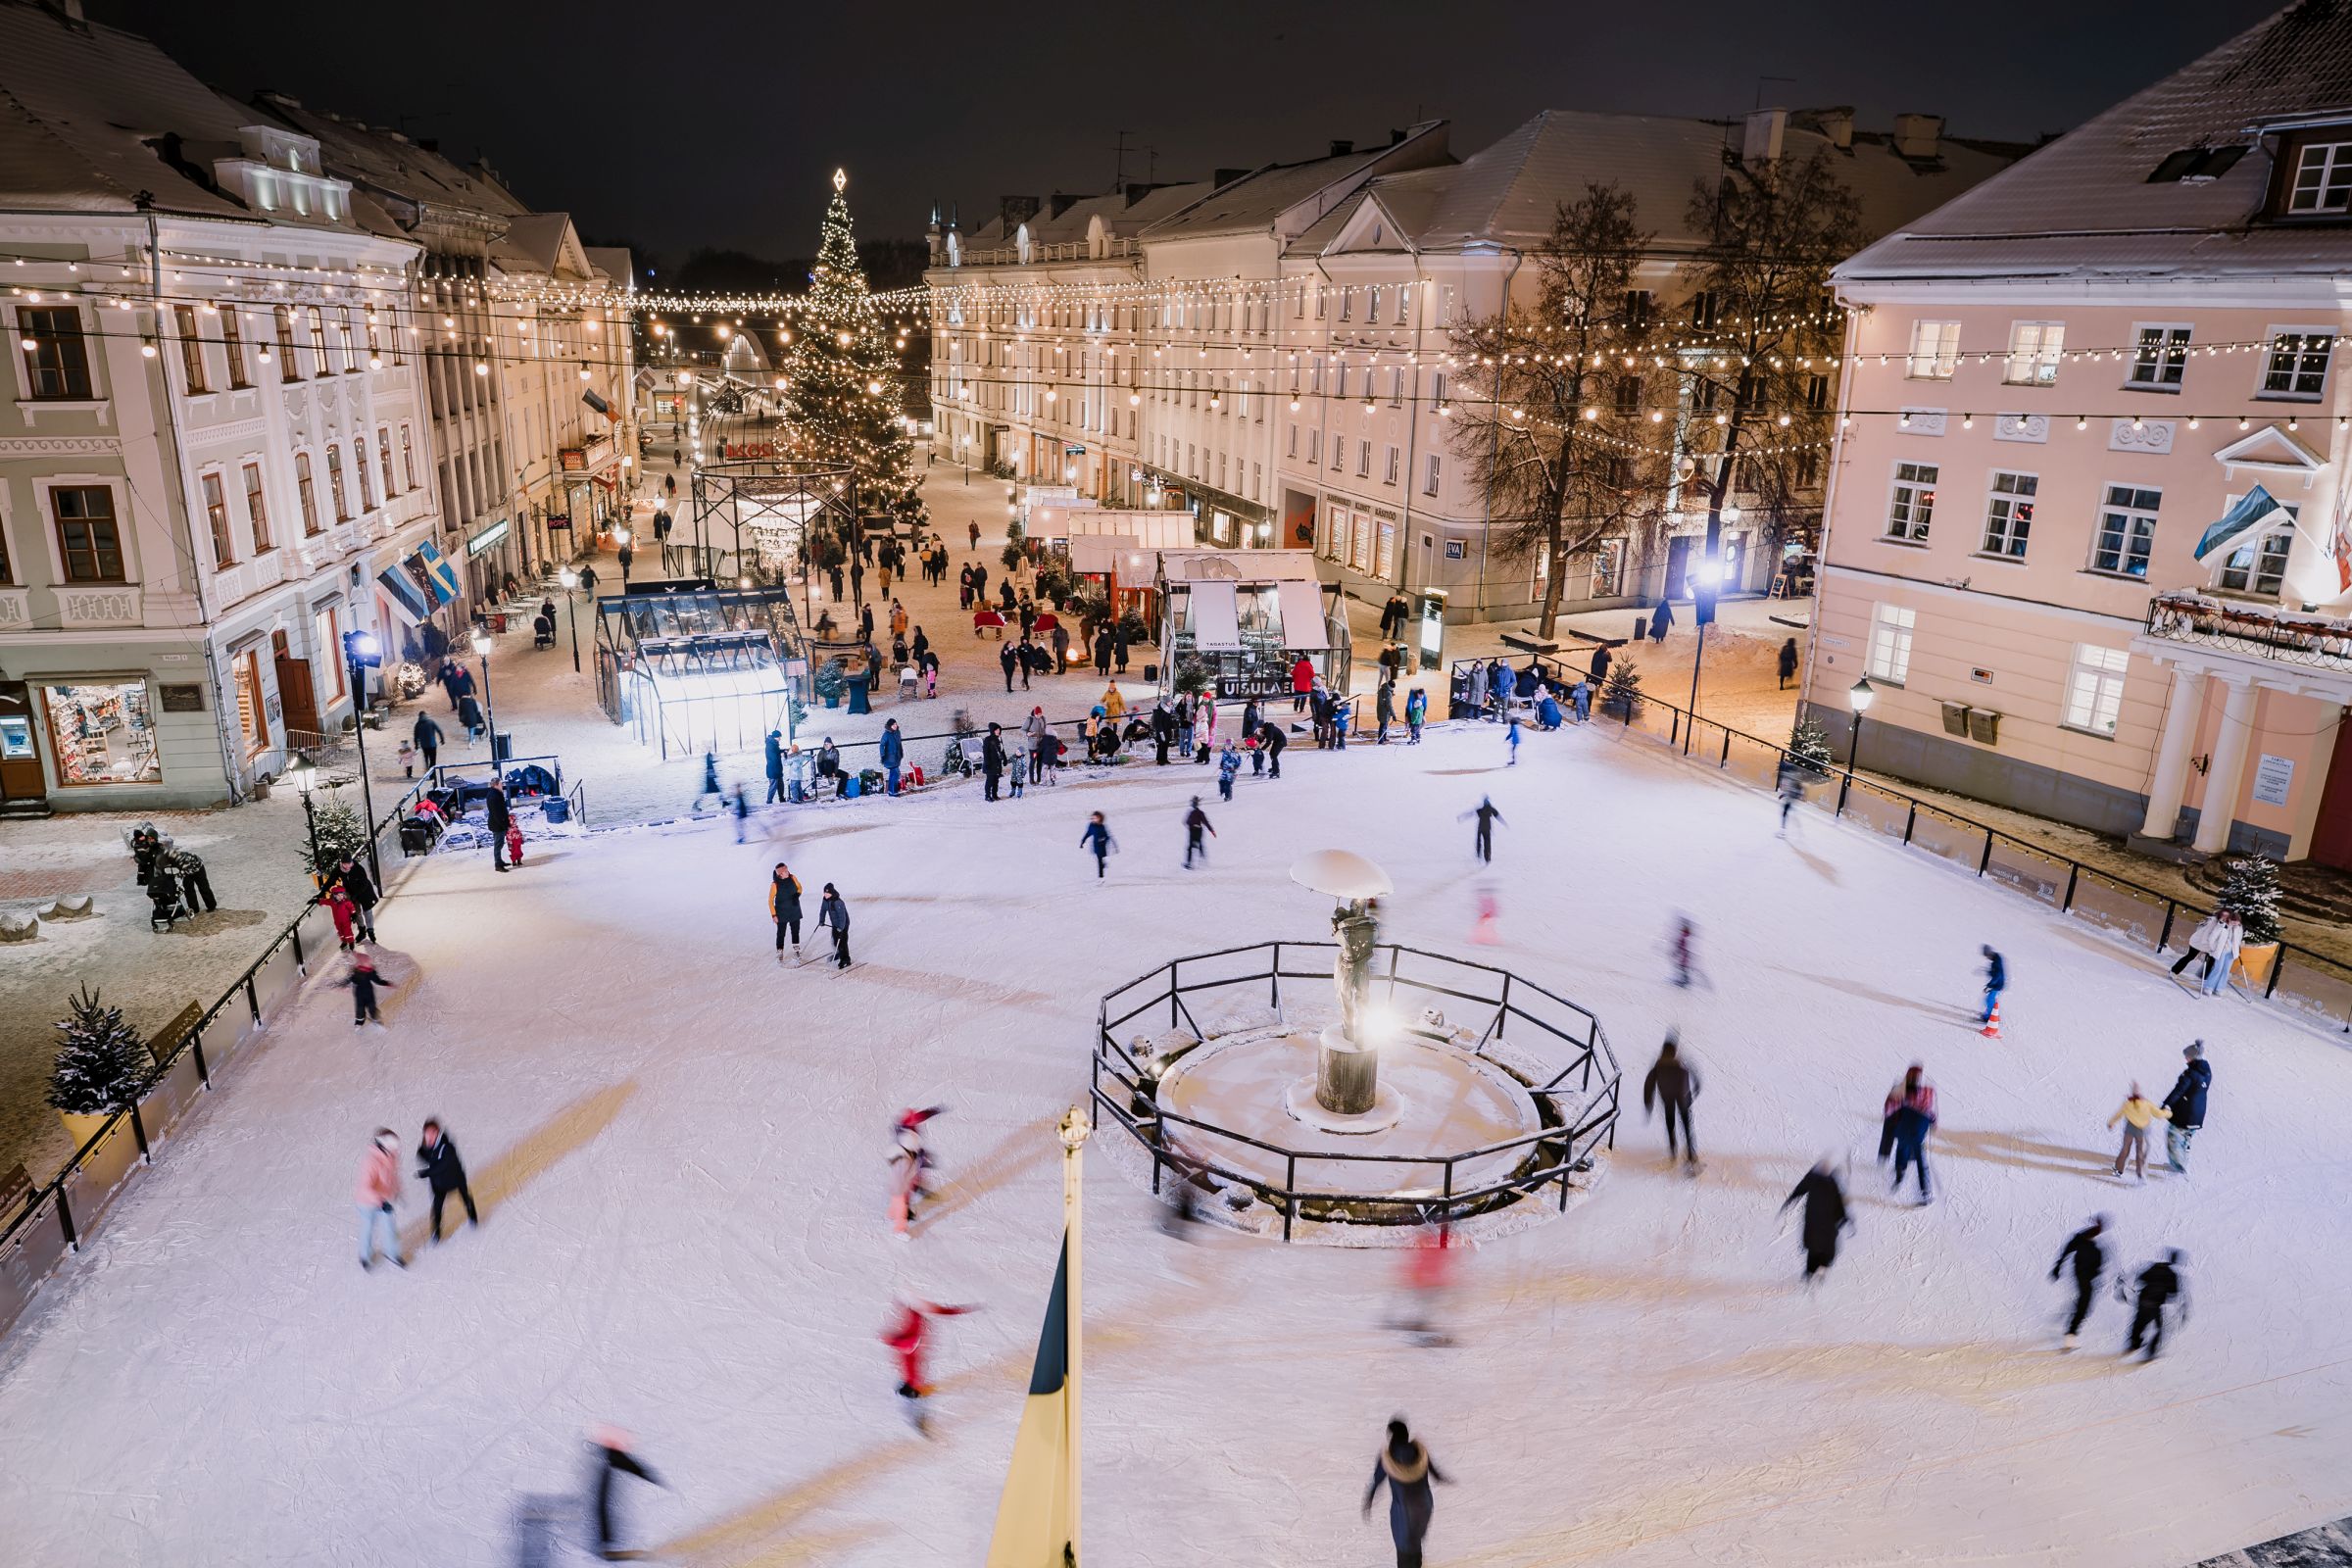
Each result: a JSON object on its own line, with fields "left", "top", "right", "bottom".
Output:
{"left": 0, "top": 756, "right": 570, "bottom": 1344}
{"left": 1453, "top": 650, "right": 2352, "bottom": 1035}
{"left": 1091, "top": 940, "right": 1623, "bottom": 1240}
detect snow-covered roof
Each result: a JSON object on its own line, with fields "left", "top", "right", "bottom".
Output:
{"left": 583, "top": 245, "right": 634, "bottom": 290}
{"left": 1141, "top": 123, "right": 1450, "bottom": 243}
{"left": 1840, "top": 0, "right": 2352, "bottom": 282}
{"left": 250, "top": 93, "right": 529, "bottom": 227}
{"left": 493, "top": 213, "right": 594, "bottom": 281}
{"left": 1297, "top": 109, "right": 2025, "bottom": 261}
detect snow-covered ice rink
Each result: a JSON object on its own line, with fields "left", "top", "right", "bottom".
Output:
{"left": 3, "top": 717, "right": 2349, "bottom": 1568}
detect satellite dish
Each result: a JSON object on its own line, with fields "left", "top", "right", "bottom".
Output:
{"left": 1290, "top": 850, "right": 1393, "bottom": 900}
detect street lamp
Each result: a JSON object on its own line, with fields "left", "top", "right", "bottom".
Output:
{"left": 1846, "top": 676, "right": 1875, "bottom": 773}
{"left": 1685, "top": 555, "right": 1725, "bottom": 750}
{"left": 344, "top": 632, "right": 383, "bottom": 888}
{"left": 558, "top": 564, "right": 582, "bottom": 673}
{"left": 470, "top": 628, "right": 501, "bottom": 767}
{"left": 289, "top": 751, "right": 323, "bottom": 881}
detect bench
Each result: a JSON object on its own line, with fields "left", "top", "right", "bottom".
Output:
{"left": 148, "top": 1000, "right": 205, "bottom": 1068}
{"left": 1497, "top": 632, "right": 1559, "bottom": 656}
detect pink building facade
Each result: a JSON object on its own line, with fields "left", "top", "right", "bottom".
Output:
{"left": 1807, "top": 4, "right": 2352, "bottom": 869}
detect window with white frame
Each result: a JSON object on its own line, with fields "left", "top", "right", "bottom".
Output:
{"left": 1331, "top": 435, "right": 1345, "bottom": 472}
{"left": 1288, "top": 422, "right": 1298, "bottom": 459}
{"left": 2260, "top": 329, "right": 2333, "bottom": 399}
{"left": 2062, "top": 644, "right": 2129, "bottom": 736}
{"left": 2004, "top": 321, "right": 2064, "bottom": 385}
{"left": 1384, "top": 445, "right": 1399, "bottom": 484}
{"left": 1424, "top": 453, "right": 1441, "bottom": 496}
{"left": 1356, "top": 440, "right": 1372, "bottom": 478}
{"left": 2126, "top": 325, "right": 2190, "bottom": 389}
{"left": 2288, "top": 140, "right": 2352, "bottom": 214}
{"left": 2092, "top": 484, "right": 2161, "bottom": 576}
{"left": 1907, "top": 319, "right": 1959, "bottom": 379}
{"left": 1981, "top": 470, "right": 2037, "bottom": 558}
{"left": 1885, "top": 461, "right": 1937, "bottom": 541}
{"left": 2216, "top": 504, "right": 2296, "bottom": 595}
{"left": 1866, "top": 603, "right": 1915, "bottom": 685}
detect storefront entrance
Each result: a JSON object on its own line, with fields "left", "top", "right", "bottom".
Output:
{"left": 0, "top": 681, "right": 47, "bottom": 810}
{"left": 272, "top": 629, "right": 319, "bottom": 739}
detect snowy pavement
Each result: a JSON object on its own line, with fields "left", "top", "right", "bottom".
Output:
{"left": 1, "top": 715, "right": 2349, "bottom": 1567}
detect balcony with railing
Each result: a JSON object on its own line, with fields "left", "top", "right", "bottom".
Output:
{"left": 2141, "top": 589, "right": 2352, "bottom": 672}
{"left": 953, "top": 235, "right": 1140, "bottom": 267}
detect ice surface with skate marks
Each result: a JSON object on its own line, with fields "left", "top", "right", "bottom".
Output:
{"left": 0, "top": 719, "right": 2349, "bottom": 1567}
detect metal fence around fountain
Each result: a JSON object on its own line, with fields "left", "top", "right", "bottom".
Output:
{"left": 1091, "top": 940, "right": 1621, "bottom": 1240}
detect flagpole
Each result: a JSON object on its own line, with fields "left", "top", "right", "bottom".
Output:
{"left": 1058, "top": 1104, "right": 1091, "bottom": 1564}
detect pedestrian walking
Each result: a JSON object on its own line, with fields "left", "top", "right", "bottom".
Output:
{"left": 1459, "top": 796, "right": 1504, "bottom": 863}
{"left": 1979, "top": 944, "right": 2006, "bottom": 1032}
{"left": 1362, "top": 1418, "right": 1448, "bottom": 1568}
{"left": 2161, "top": 1041, "right": 2210, "bottom": 1174}
{"left": 981, "top": 723, "right": 1006, "bottom": 802}
{"left": 1649, "top": 599, "right": 1674, "bottom": 643}
{"left": 1183, "top": 797, "right": 1216, "bottom": 868}
{"left": 879, "top": 719, "right": 905, "bottom": 796}
{"left": 343, "top": 948, "right": 393, "bottom": 1027}
{"left": 1781, "top": 1157, "right": 1852, "bottom": 1282}
{"left": 764, "top": 727, "right": 785, "bottom": 804}
{"left": 1000, "top": 641, "right": 1017, "bottom": 693}
{"left": 416, "top": 1118, "right": 478, "bottom": 1242}
{"left": 1218, "top": 740, "right": 1241, "bottom": 801}
{"left": 485, "top": 788, "right": 513, "bottom": 873}
{"left": 1291, "top": 654, "right": 1315, "bottom": 713}
{"left": 2107, "top": 1082, "right": 2171, "bottom": 1182}
{"left": 1080, "top": 810, "right": 1115, "bottom": 878}
{"left": 1094, "top": 628, "right": 1113, "bottom": 677}
{"left": 1642, "top": 1032, "right": 1700, "bottom": 1174}
{"left": 1883, "top": 1063, "right": 1936, "bottom": 1204}
{"left": 770, "top": 862, "right": 804, "bottom": 959}
{"left": 2122, "top": 1250, "right": 2188, "bottom": 1360}
{"left": 589, "top": 1426, "right": 665, "bottom": 1561}
{"left": 330, "top": 858, "right": 377, "bottom": 938}
{"left": 356, "top": 1128, "right": 403, "bottom": 1270}
{"left": 2051, "top": 1215, "right": 2107, "bottom": 1349}
{"left": 412, "top": 710, "right": 443, "bottom": 775}
{"left": 816, "top": 883, "right": 852, "bottom": 969}
{"left": 1777, "top": 636, "right": 1799, "bottom": 690}
{"left": 883, "top": 1298, "right": 976, "bottom": 1437}
{"left": 1113, "top": 622, "right": 1129, "bottom": 673}
{"left": 968, "top": 520, "right": 980, "bottom": 551}
{"left": 1404, "top": 686, "right": 1426, "bottom": 743}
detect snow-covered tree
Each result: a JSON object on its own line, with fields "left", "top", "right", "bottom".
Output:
{"left": 1787, "top": 717, "right": 1833, "bottom": 774}
{"left": 298, "top": 785, "right": 371, "bottom": 879}
{"left": 783, "top": 171, "right": 927, "bottom": 535}
{"left": 2214, "top": 855, "right": 2283, "bottom": 945}
{"left": 48, "top": 985, "right": 153, "bottom": 1116}
{"left": 1600, "top": 659, "right": 1644, "bottom": 718}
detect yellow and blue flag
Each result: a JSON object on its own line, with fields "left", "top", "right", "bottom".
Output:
{"left": 985, "top": 1233, "right": 1074, "bottom": 1567}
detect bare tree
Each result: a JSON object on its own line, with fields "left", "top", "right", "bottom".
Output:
{"left": 1448, "top": 183, "right": 1667, "bottom": 637}
{"left": 1676, "top": 147, "right": 1860, "bottom": 581}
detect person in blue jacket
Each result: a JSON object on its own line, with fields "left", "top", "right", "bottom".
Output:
{"left": 1079, "top": 811, "right": 1115, "bottom": 879}
{"left": 1363, "top": 1418, "right": 1446, "bottom": 1568}
{"left": 1980, "top": 945, "right": 2007, "bottom": 1027}
{"left": 879, "top": 719, "right": 905, "bottom": 796}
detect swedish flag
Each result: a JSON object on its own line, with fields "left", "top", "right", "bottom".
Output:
{"left": 986, "top": 1234, "right": 1075, "bottom": 1567}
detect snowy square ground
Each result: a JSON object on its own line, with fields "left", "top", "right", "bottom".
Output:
{"left": 2, "top": 718, "right": 2348, "bottom": 1567}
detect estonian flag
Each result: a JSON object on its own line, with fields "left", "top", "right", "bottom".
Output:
{"left": 986, "top": 1234, "right": 1074, "bottom": 1567}
{"left": 2194, "top": 485, "right": 2288, "bottom": 564}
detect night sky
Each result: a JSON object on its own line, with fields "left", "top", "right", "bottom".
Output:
{"left": 100, "top": 0, "right": 2286, "bottom": 266}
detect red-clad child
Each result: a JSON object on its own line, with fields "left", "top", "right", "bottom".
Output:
{"left": 882, "top": 1297, "right": 974, "bottom": 1435}
{"left": 504, "top": 823, "right": 524, "bottom": 867}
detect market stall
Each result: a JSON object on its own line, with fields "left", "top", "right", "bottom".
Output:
{"left": 593, "top": 582, "right": 806, "bottom": 758}
{"left": 1152, "top": 550, "right": 1348, "bottom": 702}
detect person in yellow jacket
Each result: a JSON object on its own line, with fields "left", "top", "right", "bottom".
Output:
{"left": 2107, "top": 1082, "right": 2172, "bottom": 1182}
{"left": 1102, "top": 683, "right": 1126, "bottom": 719}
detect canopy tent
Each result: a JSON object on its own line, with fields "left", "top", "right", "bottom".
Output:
{"left": 1186, "top": 580, "right": 1244, "bottom": 651}
{"left": 1274, "top": 580, "right": 1334, "bottom": 651}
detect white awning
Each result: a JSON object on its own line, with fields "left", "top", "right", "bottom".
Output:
{"left": 1275, "top": 580, "right": 1332, "bottom": 650}
{"left": 1188, "top": 580, "right": 1243, "bottom": 651}
{"left": 1069, "top": 534, "right": 1138, "bottom": 576}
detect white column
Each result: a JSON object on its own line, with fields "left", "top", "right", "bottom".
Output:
{"left": 2192, "top": 677, "right": 2261, "bottom": 854}
{"left": 2138, "top": 667, "right": 2208, "bottom": 839}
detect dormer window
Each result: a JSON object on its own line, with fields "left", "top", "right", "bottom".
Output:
{"left": 2273, "top": 130, "right": 2352, "bottom": 217}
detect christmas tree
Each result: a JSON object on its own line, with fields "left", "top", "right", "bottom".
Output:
{"left": 298, "top": 785, "right": 372, "bottom": 880}
{"left": 2214, "top": 855, "right": 2283, "bottom": 946}
{"left": 48, "top": 984, "right": 153, "bottom": 1116}
{"left": 1787, "top": 717, "right": 1834, "bottom": 774}
{"left": 1599, "top": 659, "right": 1644, "bottom": 718}
{"left": 784, "top": 170, "right": 927, "bottom": 535}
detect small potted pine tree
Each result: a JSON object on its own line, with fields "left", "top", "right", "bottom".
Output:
{"left": 48, "top": 985, "right": 154, "bottom": 1150}
{"left": 1788, "top": 717, "right": 1834, "bottom": 778}
{"left": 297, "top": 784, "right": 371, "bottom": 887}
{"left": 2214, "top": 855, "right": 2284, "bottom": 989}
{"left": 1599, "top": 659, "right": 1644, "bottom": 719}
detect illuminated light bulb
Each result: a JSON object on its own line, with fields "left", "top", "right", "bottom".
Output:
{"left": 1583, "top": 407, "right": 1598, "bottom": 421}
{"left": 1650, "top": 410, "right": 1665, "bottom": 423}
{"left": 369, "top": 355, "right": 383, "bottom": 369}
{"left": 474, "top": 361, "right": 489, "bottom": 376}
{"left": 18, "top": 335, "right": 34, "bottom": 352}
{"left": 2075, "top": 416, "right": 2087, "bottom": 430}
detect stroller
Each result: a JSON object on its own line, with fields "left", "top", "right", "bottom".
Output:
{"left": 148, "top": 861, "right": 190, "bottom": 931}
{"left": 531, "top": 611, "right": 556, "bottom": 651}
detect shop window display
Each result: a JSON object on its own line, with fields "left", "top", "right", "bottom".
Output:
{"left": 42, "top": 682, "right": 160, "bottom": 786}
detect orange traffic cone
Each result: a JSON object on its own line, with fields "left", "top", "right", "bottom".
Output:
{"left": 1980, "top": 1000, "right": 2002, "bottom": 1039}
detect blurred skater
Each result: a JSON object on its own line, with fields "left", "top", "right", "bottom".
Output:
{"left": 2121, "top": 1250, "right": 2188, "bottom": 1361}
{"left": 1666, "top": 915, "right": 1702, "bottom": 989}
{"left": 1883, "top": 1063, "right": 1937, "bottom": 1204}
{"left": 416, "top": 1117, "right": 478, "bottom": 1242}
{"left": 2050, "top": 1215, "right": 2106, "bottom": 1350}
{"left": 343, "top": 948, "right": 393, "bottom": 1029}
{"left": 1183, "top": 797, "right": 1216, "bottom": 868}
{"left": 1459, "top": 797, "right": 1504, "bottom": 864}
{"left": 587, "top": 1426, "right": 664, "bottom": 1561}
{"left": 1389, "top": 1221, "right": 1459, "bottom": 1347}
{"left": 1362, "top": 1418, "right": 1447, "bottom": 1568}
{"left": 1470, "top": 882, "right": 1500, "bottom": 946}
{"left": 1781, "top": 1157, "right": 1851, "bottom": 1282}
{"left": 1079, "top": 811, "right": 1115, "bottom": 879}
{"left": 1642, "top": 1032, "right": 1700, "bottom": 1175}
{"left": 889, "top": 1106, "right": 946, "bottom": 1236}
{"left": 883, "top": 1298, "right": 975, "bottom": 1436}
{"left": 1979, "top": 944, "right": 2007, "bottom": 1030}
{"left": 356, "top": 1128, "right": 403, "bottom": 1270}
{"left": 2107, "top": 1082, "right": 2171, "bottom": 1182}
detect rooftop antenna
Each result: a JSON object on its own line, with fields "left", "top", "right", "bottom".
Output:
{"left": 1112, "top": 128, "right": 1133, "bottom": 190}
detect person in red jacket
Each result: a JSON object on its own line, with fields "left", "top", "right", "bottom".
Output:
{"left": 882, "top": 1298, "right": 975, "bottom": 1435}
{"left": 1291, "top": 655, "right": 1316, "bottom": 713}
{"left": 327, "top": 885, "right": 362, "bottom": 951}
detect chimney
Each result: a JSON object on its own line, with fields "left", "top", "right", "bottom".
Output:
{"left": 1891, "top": 114, "right": 1945, "bottom": 161}
{"left": 1329, "top": 139, "right": 1354, "bottom": 158}
{"left": 1742, "top": 108, "right": 1787, "bottom": 166}
{"left": 1000, "top": 194, "right": 1040, "bottom": 227}
{"left": 1802, "top": 106, "right": 1854, "bottom": 151}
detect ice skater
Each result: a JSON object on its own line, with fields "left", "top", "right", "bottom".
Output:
{"left": 416, "top": 1117, "right": 478, "bottom": 1242}
{"left": 889, "top": 1105, "right": 946, "bottom": 1235}
{"left": 1183, "top": 797, "right": 1217, "bottom": 868}
{"left": 1505, "top": 712, "right": 1523, "bottom": 765}
{"left": 1641, "top": 1032, "right": 1700, "bottom": 1175}
{"left": 356, "top": 1127, "right": 404, "bottom": 1271}
{"left": 2162, "top": 1041, "right": 2210, "bottom": 1175}
{"left": 1218, "top": 740, "right": 1241, "bottom": 801}
{"left": 817, "top": 882, "right": 853, "bottom": 969}
{"left": 1079, "top": 811, "right": 1115, "bottom": 879}
{"left": 1978, "top": 944, "right": 2006, "bottom": 1032}
{"left": 1883, "top": 1063, "right": 1937, "bottom": 1204}
{"left": 769, "top": 861, "right": 804, "bottom": 960}
{"left": 1459, "top": 796, "right": 1504, "bottom": 864}
{"left": 1469, "top": 882, "right": 1500, "bottom": 946}
{"left": 882, "top": 1298, "right": 976, "bottom": 1436}
{"left": 343, "top": 948, "right": 394, "bottom": 1028}
{"left": 1362, "top": 1418, "right": 1448, "bottom": 1568}
{"left": 2050, "top": 1215, "right": 2106, "bottom": 1350}
{"left": 2107, "top": 1082, "right": 2171, "bottom": 1182}
{"left": 730, "top": 781, "right": 752, "bottom": 843}
{"left": 1388, "top": 1220, "right": 1459, "bottom": 1347}
{"left": 587, "top": 1426, "right": 665, "bottom": 1561}
{"left": 2121, "top": 1250, "right": 2187, "bottom": 1361}
{"left": 1666, "top": 915, "right": 1703, "bottom": 989}
{"left": 693, "top": 749, "right": 723, "bottom": 813}
{"left": 1781, "top": 1157, "right": 1851, "bottom": 1283}
{"left": 1776, "top": 756, "right": 1809, "bottom": 837}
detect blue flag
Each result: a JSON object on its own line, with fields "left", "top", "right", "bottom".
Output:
{"left": 2194, "top": 485, "right": 2286, "bottom": 564}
